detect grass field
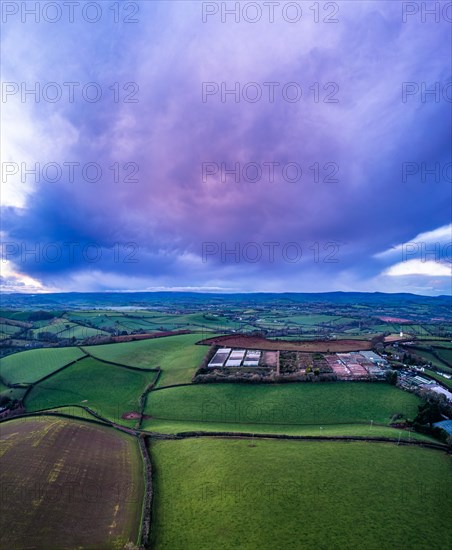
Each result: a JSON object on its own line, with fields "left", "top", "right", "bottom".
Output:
{"left": 57, "top": 324, "right": 111, "bottom": 339}
{"left": 150, "top": 438, "right": 452, "bottom": 550}
{"left": 139, "top": 312, "right": 236, "bottom": 331}
{"left": 67, "top": 311, "right": 235, "bottom": 333}
{"left": 25, "top": 357, "right": 158, "bottom": 426}
{"left": 0, "top": 383, "right": 26, "bottom": 402}
{"left": 144, "top": 383, "right": 422, "bottom": 427}
{"left": 44, "top": 405, "right": 113, "bottom": 424}
{"left": 0, "top": 347, "right": 86, "bottom": 384}
{"left": 30, "top": 319, "right": 111, "bottom": 340}
{"left": 87, "top": 333, "right": 209, "bottom": 386}
{"left": 142, "top": 418, "right": 435, "bottom": 441}
{"left": 274, "top": 314, "right": 345, "bottom": 325}
{"left": 0, "top": 323, "right": 22, "bottom": 336}
{"left": 412, "top": 349, "right": 452, "bottom": 372}
{"left": 433, "top": 347, "right": 452, "bottom": 366}
{"left": 0, "top": 416, "right": 144, "bottom": 549}
{"left": 0, "top": 310, "right": 34, "bottom": 321}
{"left": 31, "top": 324, "right": 69, "bottom": 337}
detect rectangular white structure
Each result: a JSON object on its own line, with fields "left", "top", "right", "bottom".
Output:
{"left": 208, "top": 348, "right": 232, "bottom": 367}
{"left": 229, "top": 350, "right": 246, "bottom": 360}
{"left": 243, "top": 360, "right": 260, "bottom": 367}
{"left": 225, "top": 359, "right": 242, "bottom": 367}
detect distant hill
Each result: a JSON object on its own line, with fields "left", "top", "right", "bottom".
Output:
{"left": 1, "top": 291, "right": 450, "bottom": 310}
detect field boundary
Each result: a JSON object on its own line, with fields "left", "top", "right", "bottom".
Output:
{"left": 79, "top": 347, "right": 161, "bottom": 373}
{"left": 22, "top": 356, "right": 160, "bottom": 419}
{"left": 400, "top": 342, "right": 452, "bottom": 370}
{"left": 1, "top": 352, "right": 88, "bottom": 389}
{"left": 147, "top": 379, "right": 389, "bottom": 394}
{"left": 146, "top": 431, "right": 449, "bottom": 452}
{"left": 0, "top": 409, "right": 112, "bottom": 429}
{"left": 138, "top": 435, "right": 153, "bottom": 549}
{"left": 3, "top": 411, "right": 447, "bottom": 453}
{"left": 20, "top": 353, "right": 89, "bottom": 404}
{"left": 149, "top": 382, "right": 195, "bottom": 392}
{"left": 137, "top": 369, "right": 162, "bottom": 429}
{"left": 144, "top": 418, "right": 407, "bottom": 428}
{"left": 0, "top": 375, "right": 29, "bottom": 390}
{"left": 81, "top": 329, "right": 193, "bottom": 347}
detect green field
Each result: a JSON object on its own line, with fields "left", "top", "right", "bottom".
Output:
{"left": 275, "top": 314, "right": 345, "bottom": 325}
{"left": 402, "top": 324, "right": 433, "bottom": 335}
{"left": 30, "top": 320, "right": 111, "bottom": 340}
{"left": 1, "top": 300, "right": 451, "bottom": 549}
{"left": 44, "top": 405, "right": 113, "bottom": 424}
{"left": 0, "top": 323, "right": 22, "bottom": 336}
{"left": 87, "top": 333, "right": 209, "bottom": 386}
{"left": 143, "top": 312, "right": 236, "bottom": 331}
{"left": 0, "top": 347, "right": 86, "bottom": 384}
{"left": 30, "top": 319, "right": 74, "bottom": 336}
{"left": 0, "top": 311, "right": 34, "bottom": 321}
{"left": 435, "top": 343, "right": 452, "bottom": 350}
{"left": 67, "top": 311, "right": 235, "bottom": 333}
{"left": 57, "top": 324, "right": 111, "bottom": 339}
{"left": 151, "top": 438, "right": 452, "bottom": 550}
{"left": 413, "top": 349, "right": 452, "bottom": 372}
{"left": 0, "top": 383, "right": 26, "bottom": 402}
{"left": 25, "top": 357, "right": 158, "bottom": 426}
{"left": 67, "top": 312, "right": 157, "bottom": 332}
{"left": 142, "top": 418, "right": 435, "bottom": 442}
{"left": 144, "top": 383, "right": 422, "bottom": 427}
{"left": 434, "top": 347, "right": 452, "bottom": 366}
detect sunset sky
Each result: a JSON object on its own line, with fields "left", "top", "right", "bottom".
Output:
{"left": 1, "top": 1, "right": 451, "bottom": 294}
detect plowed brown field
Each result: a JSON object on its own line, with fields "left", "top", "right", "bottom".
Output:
{"left": 0, "top": 416, "right": 144, "bottom": 549}
{"left": 198, "top": 334, "right": 373, "bottom": 352}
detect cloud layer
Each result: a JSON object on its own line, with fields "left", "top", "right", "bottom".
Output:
{"left": 1, "top": 1, "right": 451, "bottom": 294}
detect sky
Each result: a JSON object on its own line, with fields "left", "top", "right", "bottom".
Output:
{"left": 1, "top": 0, "right": 451, "bottom": 295}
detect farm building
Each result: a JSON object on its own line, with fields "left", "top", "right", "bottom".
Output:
{"left": 412, "top": 375, "right": 434, "bottom": 386}
{"left": 243, "top": 350, "right": 261, "bottom": 367}
{"left": 225, "top": 350, "right": 246, "bottom": 367}
{"left": 208, "top": 348, "right": 231, "bottom": 368}
{"left": 225, "top": 359, "right": 242, "bottom": 367}
{"left": 360, "top": 351, "right": 388, "bottom": 366}
{"left": 426, "top": 385, "right": 452, "bottom": 401}
{"left": 433, "top": 419, "right": 452, "bottom": 435}
{"left": 326, "top": 353, "right": 385, "bottom": 379}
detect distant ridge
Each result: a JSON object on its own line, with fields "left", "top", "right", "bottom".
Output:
{"left": 1, "top": 290, "right": 450, "bottom": 310}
